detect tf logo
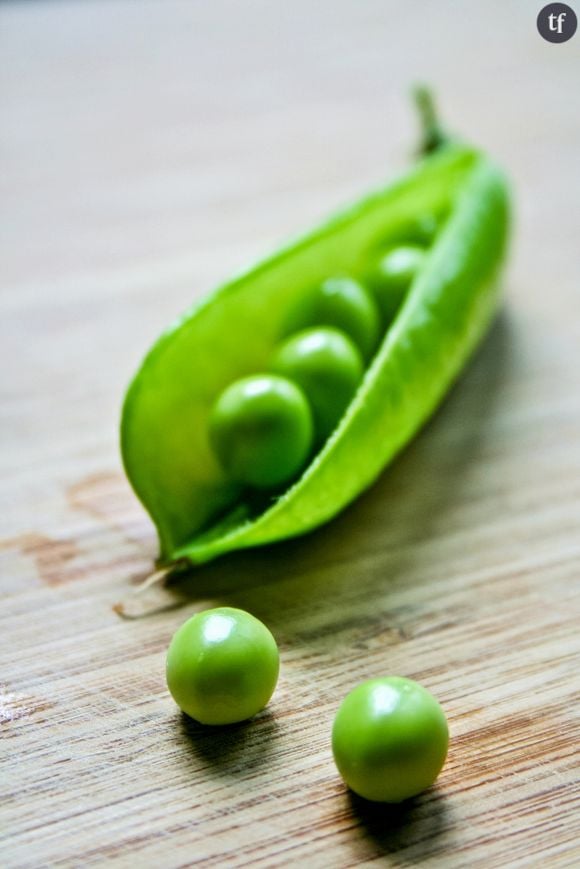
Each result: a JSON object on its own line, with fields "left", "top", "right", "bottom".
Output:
{"left": 537, "top": 3, "right": 578, "bottom": 42}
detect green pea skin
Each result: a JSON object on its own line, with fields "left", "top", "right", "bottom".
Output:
{"left": 411, "top": 214, "right": 439, "bottom": 245}
{"left": 395, "top": 213, "right": 440, "bottom": 246}
{"left": 287, "top": 277, "right": 381, "bottom": 362}
{"left": 209, "top": 374, "right": 313, "bottom": 489}
{"left": 271, "top": 327, "right": 364, "bottom": 444}
{"left": 332, "top": 676, "right": 449, "bottom": 803}
{"left": 166, "top": 607, "right": 280, "bottom": 725}
{"left": 367, "top": 245, "right": 427, "bottom": 324}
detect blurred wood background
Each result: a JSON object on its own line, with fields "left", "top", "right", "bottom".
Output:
{"left": 1, "top": 1, "right": 579, "bottom": 866}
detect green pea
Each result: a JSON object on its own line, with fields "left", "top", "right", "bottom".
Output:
{"left": 367, "top": 245, "right": 427, "bottom": 323}
{"left": 209, "top": 375, "right": 313, "bottom": 489}
{"left": 332, "top": 676, "right": 449, "bottom": 803}
{"left": 166, "top": 607, "right": 279, "bottom": 725}
{"left": 287, "top": 277, "right": 381, "bottom": 362}
{"left": 271, "top": 327, "right": 364, "bottom": 444}
{"left": 412, "top": 213, "right": 444, "bottom": 247}
{"left": 400, "top": 213, "right": 440, "bottom": 246}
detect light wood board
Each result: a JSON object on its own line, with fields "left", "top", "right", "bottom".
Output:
{"left": 1, "top": 1, "right": 579, "bottom": 866}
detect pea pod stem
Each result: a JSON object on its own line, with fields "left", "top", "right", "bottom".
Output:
{"left": 413, "top": 85, "right": 448, "bottom": 155}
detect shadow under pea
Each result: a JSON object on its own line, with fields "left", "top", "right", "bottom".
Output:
{"left": 345, "top": 786, "right": 452, "bottom": 861}
{"left": 175, "top": 708, "right": 280, "bottom": 778}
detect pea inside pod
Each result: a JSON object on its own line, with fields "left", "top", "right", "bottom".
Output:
{"left": 121, "top": 88, "right": 510, "bottom": 570}
{"left": 209, "top": 374, "right": 314, "bottom": 489}
{"left": 271, "top": 327, "right": 364, "bottom": 445}
{"left": 283, "top": 277, "right": 381, "bottom": 362}
{"left": 367, "top": 245, "right": 427, "bottom": 324}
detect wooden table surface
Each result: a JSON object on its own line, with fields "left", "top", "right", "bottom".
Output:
{"left": 1, "top": 2, "right": 579, "bottom": 866}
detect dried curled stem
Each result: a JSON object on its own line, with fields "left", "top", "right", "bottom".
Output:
{"left": 113, "top": 558, "right": 190, "bottom": 619}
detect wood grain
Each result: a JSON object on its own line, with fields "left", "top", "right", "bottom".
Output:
{"left": 1, "top": 1, "right": 579, "bottom": 866}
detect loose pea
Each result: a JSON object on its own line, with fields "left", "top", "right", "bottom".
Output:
{"left": 332, "top": 676, "right": 449, "bottom": 803}
{"left": 286, "top": 277, "right": 381, "bottom": 362}
{"left": 209, "top": 375, "right": 313, "bottom": 489}
{"left": 367, "top": 245, "right": 427, "bottom": 323}
{"left": 166, "top": 607, "right": 280, "bottom": 725}
{"left": 271, "top": 327, "right": 364, "bottom": 443}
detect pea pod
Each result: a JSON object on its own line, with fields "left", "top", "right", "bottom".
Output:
{"left": 121, "top": 90, "right": 510, "bottom": 572}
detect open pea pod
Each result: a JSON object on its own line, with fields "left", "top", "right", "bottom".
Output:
{"left": 121, "top": 91, "right": 510, "bottom": 571}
